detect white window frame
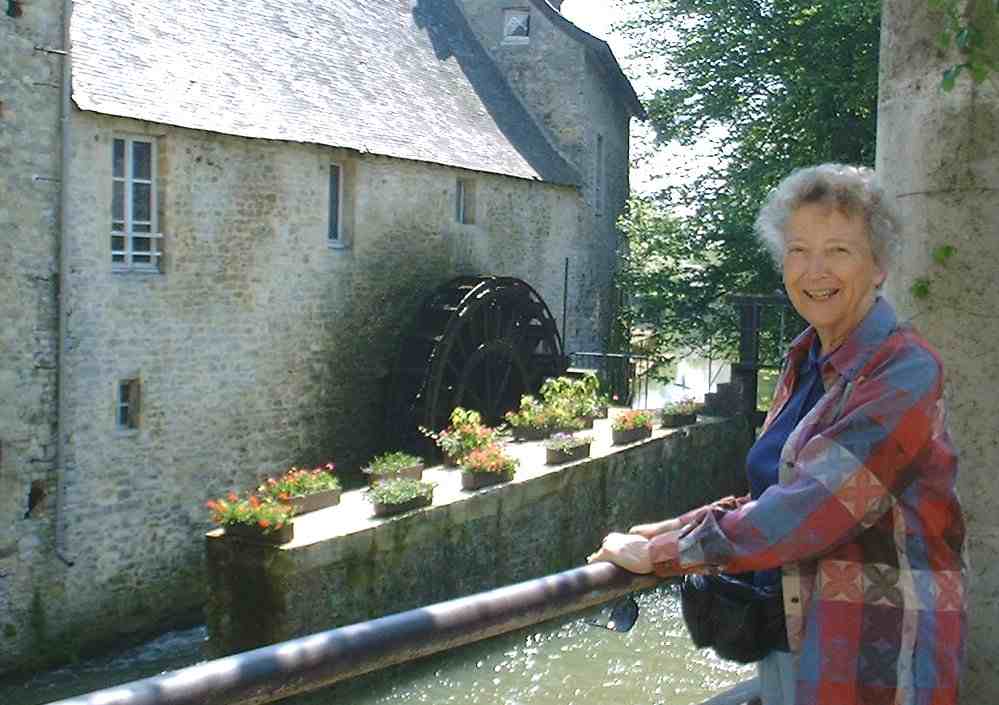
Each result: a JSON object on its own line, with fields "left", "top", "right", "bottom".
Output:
{"left": 502, "top": 8, "right": 531, "bottom": 44}
{"left": 329, "top": 162, "right": 343, "bottom": 243}
{"left": 111, "top": 135, "right": 161, "bottom": 272}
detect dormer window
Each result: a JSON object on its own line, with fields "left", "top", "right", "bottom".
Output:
{"left": 503, "top": 9, "right": 530, "bottom": 43}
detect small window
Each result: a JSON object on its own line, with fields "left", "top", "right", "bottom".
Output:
{"left": 329, "top": 163, "right": 342, "bottom": 242}
{"left": 456, "top": 178, "right": 476, "bottom": 225}
{"left": 116, "top": 379, "right": 141, "bottom": 430}
{"left": 112, "top": 136, "right": 161, "bottom": 271}
{"left": 503, "top": 9, "right": 530, "bottom": 43}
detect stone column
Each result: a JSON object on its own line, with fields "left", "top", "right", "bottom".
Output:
{"left": 877, "top": 1, "right": 999, "bottom": 700}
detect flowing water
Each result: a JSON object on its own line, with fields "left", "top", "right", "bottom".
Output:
{"left": 0, "top": 585, "right": 751, "bottom": 705}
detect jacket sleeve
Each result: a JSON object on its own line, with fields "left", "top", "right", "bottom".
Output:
{"left": 658, "top": 338, "right": 945, "bottom": 573}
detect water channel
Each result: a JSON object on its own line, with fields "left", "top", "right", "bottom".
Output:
{"left": 1, "top": 584, "right": 751, "bottom": 705}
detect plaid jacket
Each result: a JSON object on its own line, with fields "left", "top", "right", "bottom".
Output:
{"left": 651, "top": 298, "right": 967, "bottom": 704}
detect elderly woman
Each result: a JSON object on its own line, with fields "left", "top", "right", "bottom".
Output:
{"left": 589, "top": 164, "right": 967, "bottom": 705}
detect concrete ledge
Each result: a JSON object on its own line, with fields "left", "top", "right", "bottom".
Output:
{"left": 205, "top": 416, "right": 751, "bottom": 656}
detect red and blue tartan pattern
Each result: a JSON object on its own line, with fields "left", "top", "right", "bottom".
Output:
{"left": 658, "top": 299, "right": 967, "bottom": 705}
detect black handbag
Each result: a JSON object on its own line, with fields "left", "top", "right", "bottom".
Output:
{"left": 680, "top": 572, "right": 789, "bottom": 664}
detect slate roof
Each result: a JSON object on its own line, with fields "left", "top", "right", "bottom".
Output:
{"left": 71, "top": 0, "right": 580, "bottom": 185}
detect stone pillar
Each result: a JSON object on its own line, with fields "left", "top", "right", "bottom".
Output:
{"left": 877, "top": 1, "right": 999, "bottom": 700}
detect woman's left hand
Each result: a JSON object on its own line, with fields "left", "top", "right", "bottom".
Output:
{"left": 587, "top": 532, "right": 653, "bottom": 574}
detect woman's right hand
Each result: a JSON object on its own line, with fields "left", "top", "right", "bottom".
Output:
{"left": 629, "top": 517, "right": 682, "bottom": 539}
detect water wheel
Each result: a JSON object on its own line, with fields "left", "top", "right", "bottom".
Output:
{"left": 389, "top": 276, "right": 567, "bottom": 451}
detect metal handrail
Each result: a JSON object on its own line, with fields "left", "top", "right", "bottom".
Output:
{"left": 45, "top": 563, "right": 660, "bottom": 705}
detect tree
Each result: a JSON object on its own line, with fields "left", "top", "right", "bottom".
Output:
{"left": 615, "top": 0, "right": 880, "bottom": 365}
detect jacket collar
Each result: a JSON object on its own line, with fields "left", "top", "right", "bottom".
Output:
{"left": 784, "top": 297, "right": 897, "bottom": 383}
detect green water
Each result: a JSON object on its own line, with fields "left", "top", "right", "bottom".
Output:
{"left": 2, "top": 585, "right": 752, "bottom": 705}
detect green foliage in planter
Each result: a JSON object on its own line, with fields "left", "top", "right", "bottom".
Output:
{"left": 504, "top": 394, "right": 585, "bottom": 433}
{"left": 365, "top": 477, "right": 436, "bottom": 504}
{"left": 421, "top": 407, "right": 500, "bottom": 460}
{"left": 257, "top": 462, "right": 340, "bottom": 501}
{"left": 611, "top": 410, "right": 654, "bottom": 432}
{"left": 366, "top": 451, "right": 423, "bottom": 475}
{"left": 206, "top": 491, "right": 295, "bottom": 532}
{"left": 543, "top": 433, "right": 593, "bottom": 451}
{"left": 540, "top": 374, "right": 609, "bottom": 420}
{"left": 662, "top": 397, "right": 701, "bottom": 415}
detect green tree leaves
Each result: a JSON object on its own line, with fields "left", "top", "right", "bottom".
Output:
{"left": 615, "top": 0, "right": 879, "bottom": 363}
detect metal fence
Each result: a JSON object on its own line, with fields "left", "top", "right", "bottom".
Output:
{"left": 567, "top": 351, "right": 653, "bottom": 409}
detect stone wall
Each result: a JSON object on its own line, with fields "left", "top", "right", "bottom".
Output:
{"left": 0, "top": 0, "right": 65, "bottom": 674}
{"left": 877, "top": 1, "right": 999, "bottom": 700}
{"left": 0, "top": 109, "right": 588, "bottom": 675}
{"left": 205, "top": 417, "right": 751, "bottom": 656}
{"left": 457, "top": 0, "right": 632, "bottom": 351}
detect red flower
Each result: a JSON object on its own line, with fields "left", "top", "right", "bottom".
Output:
{"left": 227, "top": 491, "right": 239, "bottom": 502}
{"left": 258, "top": 519, "right": 270, "bottom": 529}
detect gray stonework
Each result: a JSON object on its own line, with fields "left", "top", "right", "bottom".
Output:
{"left": 1, "top": 1, "right": 642, "bottom": 676}
{"left": 0, "top": 0, "right": 65, "bottom": 674}
{"left": 458, "top": 0, "right": 640, "bottom": 348}
{"left": 877, "top": 1, "right": 999, "bottom": 700}
{"left": 205, "top": 417, "right": 751, "bottom": 657}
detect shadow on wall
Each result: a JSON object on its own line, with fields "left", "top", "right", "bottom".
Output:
{"left": 410, "top": 0, "right": 579, "bottom": 186}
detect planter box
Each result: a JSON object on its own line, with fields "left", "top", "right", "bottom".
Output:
{"left": 661, "top": 412, "right": 697, "bottom": 429}
{"left": 460, "top": 470, "right": 513, "bottom": 490}
{"left": 611, "top": 426, "right": 652, "bottom": 445}
{"left": 511, "top": 427, "right": 551, "bottom": 442}
{"left": 280, "top": 488, "right": 341, "bottom": 515}
{"left": 224, "top": 522, "right": 294, "bottom": 545}
{"left": 545, "top": 443, "right": 591, "bottom": 465}
{"left": 371, "top": 494, "right": 433, "bottom": 517}
{"left": 366, "top": 463, "right": 425, "bottom": 486}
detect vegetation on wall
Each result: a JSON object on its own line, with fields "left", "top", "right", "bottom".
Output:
{"left": 932, "top": 0, "right": 999, "bottom": 90}
{"left": 614, "top": 0, "right": 880, "bottom": 363}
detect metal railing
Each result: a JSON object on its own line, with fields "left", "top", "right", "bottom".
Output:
{"left": 45, "top": 563, "right": 659, "bottom": 705}
{"left": 568, "top": 351, "right": 652, "bottom": 409}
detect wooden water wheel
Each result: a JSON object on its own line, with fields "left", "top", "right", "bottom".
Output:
{"left": 388, "top": 276, "right": 567, "bottom": 450}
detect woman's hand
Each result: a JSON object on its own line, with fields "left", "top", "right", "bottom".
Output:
{"left": 587, "top": 532, "right": 653, "bottom": 574}
{"left": 629, "top": 518, "right": 682, "bottom": 539}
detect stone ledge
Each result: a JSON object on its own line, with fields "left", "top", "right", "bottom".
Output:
{"left": 205, "top": 416, "right": 750, "bottom": 657}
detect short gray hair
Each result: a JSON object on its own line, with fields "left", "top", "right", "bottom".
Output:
{"left": 754, "top": 163, "right": 901, "bottom": 271}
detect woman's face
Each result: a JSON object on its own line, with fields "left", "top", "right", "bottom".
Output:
{"left": 782, "top": 203, "right": 885, "bottom": 353}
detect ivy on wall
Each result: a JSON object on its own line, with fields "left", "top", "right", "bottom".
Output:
{"left": 931, "top": 0, "right": 998, "bottom": 89}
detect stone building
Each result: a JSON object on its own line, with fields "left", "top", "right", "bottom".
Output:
{"left": 0, "top": 0, "right": 644, "bottom": 674}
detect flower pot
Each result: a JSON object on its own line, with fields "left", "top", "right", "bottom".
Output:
{"left": 612, "top": 426, "right": 652, "bottom": 445}
{"left": 366, "top": 463, "right": 425, "bottom": 486}
{"left": 661, "top": 412, "right": 697, "bottom": 429}
{"left": 545, "top": 443, "right": 591, "bottom": 465}
{"left": 224, "top": 522, "right": 294, "bottom": 545}
{"left": 460, "top": 470, "right": 512, "bottom": 490}
{"left": 442, "top": 452, "right": 462, "bottom": 468}
{"left": 371, "top": 494, "right": 432, "bottom": 517}
{"left": 577, "top": 416, "right": 596, "bottom": 430}
{"left": 511, "top": 427, "right": 551, "bottom": 442}
{"left": 280, "top": 488, "right": 341, "bottom": 515}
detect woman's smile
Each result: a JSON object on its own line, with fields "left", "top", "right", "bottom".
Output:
{"left": 783, "top": 203, "right": 884, "bottom": 355}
